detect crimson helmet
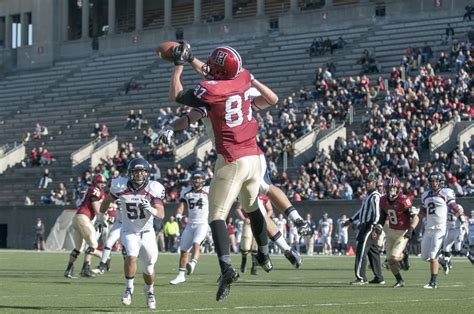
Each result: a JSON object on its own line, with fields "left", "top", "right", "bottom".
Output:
{"left": 386, "top": 177, "right": 401, "bottom": 201}
{"left": 202, "top": 46, "right": 243, "bottom": 80}
{"left": 92, "top": 174, "right": 107, "bottom": 190}
{"left": 191, "top": 171, "right": 205, "bottom": 190}
{"left": 127, "top": 158, "right": 151, "bottom": 188}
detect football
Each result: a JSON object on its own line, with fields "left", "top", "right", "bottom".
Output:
{"left": 156, "top": 41, "right": 179, "bottom": 62}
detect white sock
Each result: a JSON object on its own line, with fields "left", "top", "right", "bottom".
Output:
{"left": 288, "top": 211, "right": 303, "bottom": 222}
{"left": 178, "top": 267, "right": 186, "bottom": 277}
{"left": 144, "top": 283, "right": 154, "bottom": 294}
{"left": 190, "top": 259, "right": 197, "bottom": 266}
{"left": 101, "top": 247, "right": 111, "bottom": 264}
{"left": 274, "top": 236, "right": 291, "bottom": 252}
{"left": 126, "top": 278, "right": 134, "bottom": 292}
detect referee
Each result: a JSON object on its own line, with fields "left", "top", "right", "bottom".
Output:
{"left": 344, "top": 172, "right": 385, "bottom": 285}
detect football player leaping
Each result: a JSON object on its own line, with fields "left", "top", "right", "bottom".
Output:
{"left": 170, "top": 171, "right": 210, "bottom": 285}
{"left": 439, "top": 204, "right": 468, "bottom": 274}
{"left": 169, "top": 43, "right": 283, "bottom": 302}
{"left": 100, "top": 158, "right": 165, "bottom": 309}
{"left": 419, "top": 172, "right": 466, "bottom": 289}
{"left": 373, "top": 177, "right": 419, "bottom": 288}
{"left": 157, "top": 49, "right": 310, "bottom": 241}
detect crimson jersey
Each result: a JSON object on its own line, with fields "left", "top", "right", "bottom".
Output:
{"left": 194, "top": 69, "right": 261, "bottom": 163}
{"left": 379, "top": 193, "right": 413, "bottom": 230}
{"left": 77, "top": 186, "right": 105, "bottom": 220}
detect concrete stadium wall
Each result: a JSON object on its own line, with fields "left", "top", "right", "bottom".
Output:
{"left": 0, "top": 0, "right": 467, "bottom": 71}
{"left": 2, "top": 197, "right": 473, "bottom": 249}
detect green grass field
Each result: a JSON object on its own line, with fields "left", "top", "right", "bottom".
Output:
{"left": 0, "top": 250, "right": 473, "bottom": 313}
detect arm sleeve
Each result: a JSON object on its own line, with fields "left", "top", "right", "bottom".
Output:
{"left": 371, "top": 194, "right": 381, "bottom": 225}
{"left": 176, "top": 89, "right": 208, "bottom": 108}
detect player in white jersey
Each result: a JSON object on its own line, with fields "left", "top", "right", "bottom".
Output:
{"left": 419, "top": 172, "right": 466, "bottom": 289}
{"left": 318, "top": 213, "right": 333, "bottom": 255}
{"left": 96, "top": 200, "right": 122, "bottom": 274}
{"left": 336, "top": 215, "right": 349, "bottom": 255}
{"left": 468, "top": 210, "right": 474, "bottom": 264}
{"left": 100, "top": 158, "right": 165, "bottom": 309}
{"left": 439, "top": 204, "right": 467, "bottom": 274}
{"left": 170, "top": 171, "right": 210, "bottom": 285}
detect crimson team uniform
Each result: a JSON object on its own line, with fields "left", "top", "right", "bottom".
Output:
{"left": 181, "top": 68, "right": 265, "bottom": 221}
{"left": 379, "top": 193, "right": 415, "bottom": 258}
{"left": 73, "top": 185, "right": 106, "bottom": 251}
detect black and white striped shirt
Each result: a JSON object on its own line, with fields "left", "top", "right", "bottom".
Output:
{"left": 351, "top": 190, "right": 381, "bottom": 225}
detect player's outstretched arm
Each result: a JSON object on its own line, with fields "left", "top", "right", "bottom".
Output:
{"left": 100, "top": 194, "right": 115, "bottom": 213}
{"left": 189, "top": 58, "right": 206, "bottom": 77}
{"left": 172, "top": 109, "right": 205, "bottom": 131}
{"left": 251, "top": 77, "right": 279, "bottom": 111}
{"left": 169, "top": 65, "right": 184, "bottom": 102}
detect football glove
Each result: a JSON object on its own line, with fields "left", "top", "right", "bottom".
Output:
{"left": 156, "top": 125, "right": 174, "bottom": 145}
{"left": 139, "top": 198, "right": 156, "bottom": 215}
{"left": 172, "top": 41, "right": 192, "bottom": 65}
{"left": 404, "top": 228, "right": 414, "bottom": 240}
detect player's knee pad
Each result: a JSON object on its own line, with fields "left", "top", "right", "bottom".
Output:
{"left": 143, "top": 264, "right": 155, "bottom": 275}
{"left": 241, "top": 249, "right": 249, "bottom": 257}
{"left": 85, "top": 247, "right": 95, "bottom": 255}
{"left": 70, "top": 249, "right": 80, "bottom": 259}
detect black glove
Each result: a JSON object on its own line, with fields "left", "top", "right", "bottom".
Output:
{"left": 172, "top": 41, "right": 192, "bottom": 65}
{"left": 404, "top": 228, "right": 413, "bottom": 240}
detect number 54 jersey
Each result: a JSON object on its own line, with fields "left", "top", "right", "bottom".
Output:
{"left": 110, "top": 177, "right": 165, "bottom": 233}
{"left": 180, "top": 185, "right": 210, "bottom": 224}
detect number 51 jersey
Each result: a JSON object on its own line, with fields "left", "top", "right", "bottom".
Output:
{"left": 110, "top": 177, "right": 165, "bottom": 233}
{"left": 179, "top": 185, "right": 210, "bottom": 224}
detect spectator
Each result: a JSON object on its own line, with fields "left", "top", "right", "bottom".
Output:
{"left": 24, "top": 196, "right": 34, "bottom": 206}
{"left": 124, "top": 78, "right": 140, "bottom": 94}
{"left": 226, "top": 216, "right": 238, "bottom": 253}
{"left": 125, "top": 109, "right": 137, "bottom": 129}
{"left": 163, "top": 216, "right": 180, "bottom": 252}
{"left": 463, "top": 5, "right": 473, "bottom": 21}
{"left": 421, "top": 42, "right": 433, "bottom": 63}
{"left": 35, "top": 218, "right": 46, "bottom": 251}
{"left": 442, "top": 23, "right": 455, "bottom": 45}
{"left": 33, "top": 123, "right": 48, "bottom": 140}
{"left": 39, "top": 147, "right": 52, "bottom": 166}
{"left": 100, "top": 123, "right": 110, "bottom": 140}
{"left": 91, "top": 122, "right": 101, "bottom": 139}
{"left": 38, "top": 168, "right": 53, "bottom": 189}
{"left": 136, "top": 109, "right": 147, "bottom": 129}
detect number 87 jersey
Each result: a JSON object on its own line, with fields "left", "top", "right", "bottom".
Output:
{"left": 110, "top": 177, "right": 165, "bottom": 233}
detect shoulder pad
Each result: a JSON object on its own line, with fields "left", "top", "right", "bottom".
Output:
{"left": 148, "top": 181, "right": 166, "bottom": 200}
{"left": 110, "top": 177, "right": 128, "bottom": 194}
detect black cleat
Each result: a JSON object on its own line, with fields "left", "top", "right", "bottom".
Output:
{"left": 64, "top": 267, "right": 74, "bottom": 278}
{"left": 96, "top": 262, "right": 107, "bottom": 275}
{"left": 368, "top": 278, "right": 386, "bottom": 285}
{"left": 105, "top": 258, "right": 111, "bottom": 271}
{"left": 295, "top": 219, "right": 311, "bottom": 236}
{"left": 255, "top": 252, "right": 273, "bottom": 272}
{"left": 284, "top": 249, "right": 303, "bottom": 268}
{"left": 216, "top": 267, "right": 239, "bottom": 302}
{"left": 80, "top": 267, "right": 96, "bottom": 278}
{"left": 250, "top": 265, "right": 257, "bottom": 275}
{"left": 393, "top": 280, "right": 405, "bottom": 288}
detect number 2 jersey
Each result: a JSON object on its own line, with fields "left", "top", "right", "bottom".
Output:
{"left": 421, "top": 188, "right": 456, "bottom": 230}
{"left": 109, "top": 177, "right": 165, "bottom": 233}
{"left": 379, "top": 193, "right": 413, "bottom": 230}
{"left": 193, "top": 69, "right": 262, "bottom": 163}
{"left": 179, "top": 185, "right": 210, "bottom": 224}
